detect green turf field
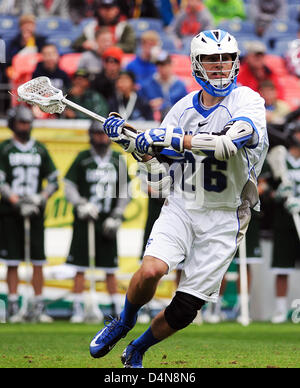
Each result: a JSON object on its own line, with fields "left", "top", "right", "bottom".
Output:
{"left": 0, "top": 322, "right": 299, "bottom": 368}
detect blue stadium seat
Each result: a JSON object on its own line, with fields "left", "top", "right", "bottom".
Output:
{"left": 128, "top": 18, "right": 164, "bottom": 38}
{"left": 217, "top": 20, "right": 256, "bottom": 36}
{"left": 47, "top": 35, "right": 75, "bottom": 55}
{"left": 270, "top": 37, "right": 298, "bottom": 57}
{"left": 288, "top": 4, "right": 300, "bottom": 21}
{"left": 160, "top": 32, "right": 178, "bottom": 54}
{"left": 36, "top": 17, "right": 74, "bottom": 37}
{"left": 263, "top": 20, "right": 298, "bottom": 49}
{"left": 0, "top": 15, "right": 18, "bottom": 38}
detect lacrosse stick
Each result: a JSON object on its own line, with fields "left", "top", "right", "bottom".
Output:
{"left": 84, "top": 220, "right": 104, "bottom": 323}
{"left": 17, "top": 77, "right": 139, "bottom": 141}
{"left": 18, "top": 216, "right": 32, "bottom": 321}
{"left": 238, "top": 236, "right": 250, "bottom": 326}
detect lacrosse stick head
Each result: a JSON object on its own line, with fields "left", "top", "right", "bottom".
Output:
{"left": 17, "top": 76, "right": 66, "bottom": 114}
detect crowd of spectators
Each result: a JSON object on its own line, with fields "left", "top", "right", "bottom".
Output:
{"left": 0, "top": 0, "right": 300, "bottom": 121}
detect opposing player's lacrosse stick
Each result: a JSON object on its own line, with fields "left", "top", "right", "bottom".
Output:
{"left": 238, "top": 236, "right": 250, "bottom": 326}
{"left": 17, "top": 77, "right": 138, "bottom": 141}
{"left": 18, "top": 216, "right": 32, "bottom": 321}
{"left": 84, "top": 220, "right": 104, "bottom": 323}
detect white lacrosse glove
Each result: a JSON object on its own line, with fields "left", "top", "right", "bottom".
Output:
{"left": 19, "top": 203, "right": 40, "bottom": 217}
{"left": 144, "top": 157, "right": 172, "bottom": 197}
{"left": 284, "top": 197, "right": 300, "bottom": 214}
{"left": 102, "top": 217, "right": 122, "bottom": 238}
{"left": 275, "top": 182, "right": 294, "bottom": 200}
{"left": 135, "top": 126, "right": 185, "bottom": 155}
{"left": 25, "top": 193, "right": 47, "bottom": 208}
{"left": 76, "top": 202, "right": 99, "bottom": 220}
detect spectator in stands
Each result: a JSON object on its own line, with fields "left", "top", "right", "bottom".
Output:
{"left": 22, "top": 0, "right": 69, "bottom": 18}
{"left": 258, "top": 79, "right": 291, "bottom": 125}
{"left": 92, "top": 46, "right": 123, "bottom": 100}
{"left": 6, "top": 14, "right": 47, "bottom": 66}
{"left": 32, "top": 43, "right": 71, "bottom": 93}
{"left": 109, "top": 70, "right": 153, "bottom": 121}
{"left": 0, "top": 0, "right": 22, "bottom": 15}
{"left": 119, "top": 0, "right": 160, "bottom": 19}
{"left": 168, "top": 0, "right": 214, "bottom": 48}
{"left": 126, "top": 30, "right": 161, "bottom": 88}
{"left": 140, "top": 51, "right": 188, "bottom": 121}
{"left": 237, "top": 40, "right": 284, "bottom": 100}
{"left": 157, "top": 0, "right": 182, "bottom": 26}
{"left": 76, "top": 27, "right": 114, "bottom": 79}
{"left": 64, "top": 68, "right": 109, "bottom": 119}
{"left": 204, "top": 0, "right": 246, "bottom": 26}
{"left": 69, "top": 0, "right": 99, "bottom": 24}
{"left": 249, "top": 0, "right": 287, "bottom": 37}
{"left": 72, "top": 0, "right": 136, "bottom": 54}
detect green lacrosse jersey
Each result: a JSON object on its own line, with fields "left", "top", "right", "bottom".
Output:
{"left": 0, "top": 138, "right": 58, "bottom": 215}
{"left": 286, "top": 153, "right": 300, "bottom": 197}
{"left": 64, "top": 148, "right": 130, "bottom": 217}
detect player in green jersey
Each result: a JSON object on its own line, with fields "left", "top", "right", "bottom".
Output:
{"left": 268, "top": 127, "right": 300, "bottom": 323}
{"left": 0, "top": 105, "right": 59, "bottom": 322}
{"left": 64, "top": 120, "right": 131, "bottom": 323}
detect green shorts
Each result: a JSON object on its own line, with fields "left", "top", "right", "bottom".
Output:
{"left": 0, "top": 213, "right": 45, "bottom": 265}
{"left": 272, "top": 206, "right": 300, "bottom": 272}
{"left": 67, "top": 217, "right": 118, "bottom": 272}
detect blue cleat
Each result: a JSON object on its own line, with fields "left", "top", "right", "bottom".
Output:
{"left": 121, "top": 341, "right": 144, "bottom": 368}
{"left": 90, "top": 316, "right": 133, "bottom": 358}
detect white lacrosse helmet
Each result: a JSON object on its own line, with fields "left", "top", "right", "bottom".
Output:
{"left": 190, "top": 29, "right": 240, "bottom": 97}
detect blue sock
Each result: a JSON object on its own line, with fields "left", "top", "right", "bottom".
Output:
{"left": 132, "top": 327, "right": 161, "bottom": 353}
{"left": 120, "top": 295, "right": 141, "bottom": 328}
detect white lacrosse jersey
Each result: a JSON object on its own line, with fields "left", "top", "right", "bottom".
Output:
{"left": 161, "top": 86, "right": 269, "bottom": 210}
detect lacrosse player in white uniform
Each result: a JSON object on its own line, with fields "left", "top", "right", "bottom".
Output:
{"left": 89, "top": 29, "right": 269, "bottom": 368}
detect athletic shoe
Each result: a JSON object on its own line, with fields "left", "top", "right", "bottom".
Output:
{"left": 90, "top": 316, "right": 132, "bottom": 358}
{"left": 121, "top": 341, "right": 144, "bottom": 368}
{"left": 36, "top": 313, "right": 54, "bottom": 323}
{"left": 271, "top": 312, "right": 287, "bottom": 324}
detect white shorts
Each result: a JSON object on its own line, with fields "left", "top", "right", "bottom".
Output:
{"left": 143, "top": 197, "right": 250, "bottom": 302}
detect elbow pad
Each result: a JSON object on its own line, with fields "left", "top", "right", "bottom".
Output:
{"left": 191, "top": 120, "right": 254, "bottom": 161}
{"left": 191, "top": 133, "right": 237, "bottom": 161}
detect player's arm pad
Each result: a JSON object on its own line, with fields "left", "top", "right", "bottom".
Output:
{"left": 191, "top": 120, "right": 254, "bottom": 161}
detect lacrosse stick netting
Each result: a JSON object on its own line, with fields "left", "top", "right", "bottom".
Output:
{"left": 17, "top": 77, "right": 66, "bottom": 114}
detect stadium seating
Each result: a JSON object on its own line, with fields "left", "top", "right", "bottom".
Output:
{"left": 0, "top": 15, "right": 18, "bottom": 39}
{"left": 217, "top": 19, "right": 256, "bottom": 37}
{"left": 9, "top": 52, "right": 42, "bottom": 105}
{"left": 128, "top": 17, "right": 164, "bottom": 39}
{"left": 47, "top": 35, "right": 76, "bottom": 55}
{"left": 35, "top": 17, "right": 74, "bottom": 38}
{"left": 59, "top": 53, "right": 82, "bottom": 78}
{"left": 288, "top": 3, "right": 300, "bottom": 21}
{"left": 263, "top": 20, "right": 299, "bottom": 49}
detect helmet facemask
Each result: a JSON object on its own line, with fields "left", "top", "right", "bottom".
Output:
{"left": 192, "top": 53, "right": 239, "bottom": 91}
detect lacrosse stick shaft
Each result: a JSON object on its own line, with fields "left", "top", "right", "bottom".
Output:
{"left": 239, "top": 236, "right": 250, "bottom": 326}
{"left": 292, "top": 213, "right": 300, "bottom": 241}
{"left": 20, "top": 216, "right": 31, "bottom": 316}
{"left": 62, "top": 98, "right": 138, "bottom": 141}
{"left": 88, "top": 220, "right": 96, "bottom": 293}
